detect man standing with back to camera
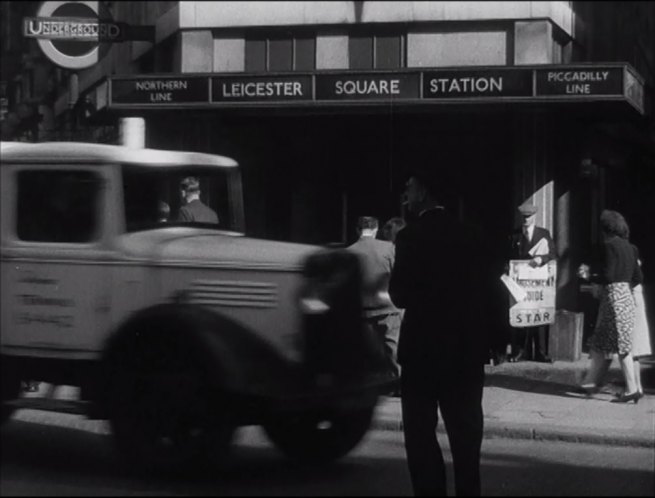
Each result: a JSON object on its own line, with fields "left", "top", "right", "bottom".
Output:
{"left": 176, "top": 176, "right": 219, "bottom": 224}
{"left": 390, "top": 168, "right": 494, "bottom": 496}
{"left": 348, "top": 216, "right": 401, "bottom": 381}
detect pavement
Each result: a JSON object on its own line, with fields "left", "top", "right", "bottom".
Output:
{"left": 12, "top": 354, "right": 655, "bottom": 449}
{"left": 373, "top": 355, "right": 655, "bottom": 448}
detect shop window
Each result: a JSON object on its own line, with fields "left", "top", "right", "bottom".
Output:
{"left": 295, "top": 36, "right": 316, "bottom": 71}
{"left": 349, "top": 35, "right": 374, "bottom": 69}
{"left": 245, "top": 37, "right": 267, "bottom": 71}
{"left": 245, "top": 33, "right": 316, "bottom": 72}
{"left": 269, "top": 38, "right": 293, "bottom": 71}
{"left": 349, "top": 32, "right": 404, "bottom": 70}
{"left": 376, "top": 34, "right": 402, "bottom": 69}
{"left": 16, "top": 171, "right": 101, "bottom": 243}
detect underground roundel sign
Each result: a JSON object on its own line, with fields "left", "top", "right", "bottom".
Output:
{"left": 23, "top": 1, "right": 117, "bottom": 69}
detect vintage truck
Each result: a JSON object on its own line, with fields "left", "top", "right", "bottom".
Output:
{"left": 0, "top": 141, "right": 394, "bottom": 473}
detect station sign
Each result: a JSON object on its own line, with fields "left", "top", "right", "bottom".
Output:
{"left": 423, "top": 69, "right": 533, "bottom": 99}
{"left": 24, "top": 1, "right": 107, "bottom": 69}
{"left": 506, "top": 260, "right": 557, "bottom": 328}
{"left": 24, "top": 16, "right": 125, "bottom": 42}
{"left": 23, "top": 1, "right": 153, "bottom": 70}
{"left": 111, "top": 77, "right": 210, "bottom": 105}
{"left": 212, "top": 75, "right": 312, "bottom": 102}
{"left": 106, "top": 64, "right": 645, "bottom": 115}
{"left": 535, "top": 66, "right": 623, "bottom": 97}
{"left": 315, "top": 73, "right": 420, "bottom": 100}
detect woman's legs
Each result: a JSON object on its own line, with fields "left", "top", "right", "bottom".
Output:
{"left": 633, "top": 358, "right": 643, "bottom": 394}
{"left": 618, "top": 353, "right": 638, "bottom": 394}
{"left": 581, "top": 349, "right": 611, "bottom": 388}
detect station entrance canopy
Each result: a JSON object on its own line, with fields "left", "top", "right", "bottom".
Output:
{"left": 102, "top": 63, "right": 645, "bottom": 115}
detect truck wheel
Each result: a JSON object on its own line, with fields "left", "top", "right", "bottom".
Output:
{"left": 104, "top": 331, "right": 235, "bottom": 475}
{"left": 263, "top": 404, "right": 376, "bottom": 462}
{"left": 108, "top": 368, "right": 235, "bottom": 475}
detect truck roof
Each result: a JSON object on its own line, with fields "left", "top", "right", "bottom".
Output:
{"left": 0, "top": 142, "right": 238, "bottom": 169}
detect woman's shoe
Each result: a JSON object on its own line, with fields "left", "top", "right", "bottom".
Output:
{"left": 610, "top": 391, "right": 640, "bottom": 404}
{"left": 573, "top": 385, "right": 600, "bottom": 396}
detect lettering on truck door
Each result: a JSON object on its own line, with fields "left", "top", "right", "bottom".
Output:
{"left": 3, "top": 169, "right": 113, "bottom": 356}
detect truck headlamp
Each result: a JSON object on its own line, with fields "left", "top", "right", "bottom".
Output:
{"left": 299, "top": 296, "right": 331, "bottom": 314}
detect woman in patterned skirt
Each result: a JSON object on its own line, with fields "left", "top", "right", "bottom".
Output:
{"left": 631, "top": 246, "right": 651, "bottom": 397}
{"left": 577, "top": 210, "right": 642, "bottom": 403}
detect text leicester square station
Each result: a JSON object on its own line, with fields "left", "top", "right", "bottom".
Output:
{"left": 107, "top": 64, "right": 643, "bottom": 110}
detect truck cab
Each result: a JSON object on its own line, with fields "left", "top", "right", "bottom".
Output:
{"left": 1, "top": 141, "right": 394, "bottom": 472}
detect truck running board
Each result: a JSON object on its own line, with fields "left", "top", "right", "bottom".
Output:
{"left": 5, "top": 397, "right": 90, "bottom": 416}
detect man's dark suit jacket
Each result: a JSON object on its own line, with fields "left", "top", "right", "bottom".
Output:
{"left": 389, "top": 208, "right": 494, "bottom": 372}
{"left": 176, "top": 199, "right": 219, "bottom": 224}
{"left": 510, "top": 226, "right": 556, "bottom": 262}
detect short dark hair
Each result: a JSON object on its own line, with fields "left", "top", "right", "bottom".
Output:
{"left": 357, "top": 216, "right": 379, "bottom": 230}
{"left": 600, "top": 209, "right": 630, "bottom": 238}
{"left": 384, "top": 217, "right": 406, "bottom": 231}
{"left": 381, "top": 217, "right": 406, "bottom": 242}
{"left": 180, "top": 176, "right": 200, "bottom": 193}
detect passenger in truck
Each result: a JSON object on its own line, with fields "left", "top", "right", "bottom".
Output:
{"left": 157, "top": 201, "right": 170, "bottom": 223}
{"left": 176, "top": 176, "right": 219, "bottom": 224}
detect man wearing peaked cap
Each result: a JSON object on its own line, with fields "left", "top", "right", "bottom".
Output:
{"left": 508, "top": 202, "right": 557, "bottom": 363}
{"left": 518, "top": 203, "right": 538, "bottom": 217}
{"left": 515, "top": 203, "right": 555, "bottom": 268}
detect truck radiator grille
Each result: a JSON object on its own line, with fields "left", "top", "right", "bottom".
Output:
{"left": 183, "top": 280, "right": 278, "bottom": 308}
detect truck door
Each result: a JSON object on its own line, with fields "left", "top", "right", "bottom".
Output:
{"left": 1, "top": 166, "right": 114, "bottom": 358}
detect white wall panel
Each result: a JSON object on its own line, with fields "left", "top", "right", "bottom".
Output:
{"left": 182, "top": 1, "right": 355, "bottom": 28}
{"left": 408, "top": 31, "right": 507, "bottom": 67}
{"left": 178, "top": 1, "right": 571, "bottom": 36}
{"left": 316, "top": 32, "right": 349, "bottom": 69}
{"left": 180, "top": 31, "right": 213, "bottom": 73}
{"left": 213, "top": 37, "right": 245, "bottom": 73}
{"left": 515, "top": 21, "right": 554, "bottom": 64}
{"left": 364, "top": 1, "right": 572, "bottom": 36}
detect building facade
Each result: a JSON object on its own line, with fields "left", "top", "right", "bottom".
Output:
{"left": 2, "top": 1, "right": 655, "bottom": 322}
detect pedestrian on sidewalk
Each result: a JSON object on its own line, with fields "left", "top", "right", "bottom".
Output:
{"left": 389, "top": 168, "right": 494, "bottom": 496}
{"left": 507, "top": 202, "right": 556, "bottom": 363}
{"left": 381, "top": 216, "right": 406, "bottom": 244}
{"left": 630, "top": 244, "right": 651, "bottom": 397}
{"left": 157, "top": 200, "right": 170, "bottom": 223}
{"left": 348, "top": 216, "right": 401, "bottom": 380}
{"left": 577, "top": 210, "right": 642, "bottom": 403}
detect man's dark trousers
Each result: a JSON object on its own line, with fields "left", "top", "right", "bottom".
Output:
{"left": 511, "top": 325, "right": 549, "bottom": 360}
{"left": 401, "top": 362, "right": 485, "bottom": 496}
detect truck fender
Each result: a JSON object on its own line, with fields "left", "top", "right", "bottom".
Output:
{"left": 99, "top": 304, "right": 294, "bottom": 399}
